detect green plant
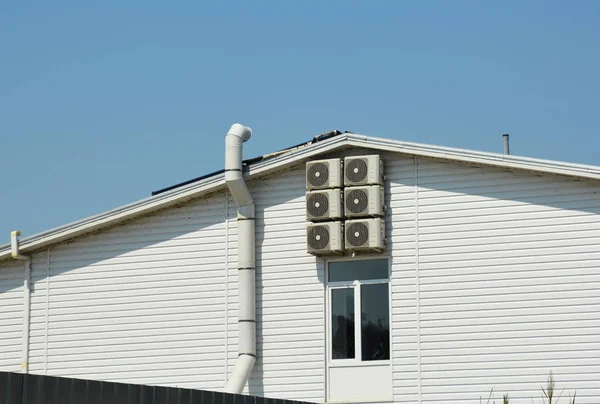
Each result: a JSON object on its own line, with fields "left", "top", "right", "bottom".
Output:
{"left": 541, "top": 371, "right": 567, "bottom": 404}
{"left": 568, "top": 392, "right": 576, "bottom": 404}
{"left": 481, "top": 388, "right": 494, "bottom": 404}
{"left": 480, "top": 389, "right": 510, "bottom": 404}
{"left": 543, "top": 371, "right": 556, "bottom": 404}
{"left": 480, "top": 372, "right": 581, "bottom": 404}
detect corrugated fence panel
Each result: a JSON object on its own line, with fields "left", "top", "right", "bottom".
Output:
{"left": 0, "top": 371, "right": 310, "bottom": 404}
{"left": 26, "top": 194, "right": 229, "bottom": 391}
{"left": 416, "top": 157, "right": 600, "bottom": 404}
{"left": 0, "top": 260, "right": 24, "bottom": 373}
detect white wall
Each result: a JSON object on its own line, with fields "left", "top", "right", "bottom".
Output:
{"left": 387, "top": 154, "right": 421, "bottom": 404}
{"left": 412, "top": 157, "right": 600, "bottom": 404}
{"left": 2, "top": 148, "right": 600, "bottom": 404}
{"left": 26, "top": 193, "right": 230, "bottom": 390}
{"left": 0, "top": 259, "right": 24, "bottom": 373}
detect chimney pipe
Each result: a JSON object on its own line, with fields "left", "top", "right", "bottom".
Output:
{"left": 503, "top": 134, "right": 510, "bottom": 155}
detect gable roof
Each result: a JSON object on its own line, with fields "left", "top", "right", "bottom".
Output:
{"left": 2, "top": 132, "right": 600, "bottom": 261}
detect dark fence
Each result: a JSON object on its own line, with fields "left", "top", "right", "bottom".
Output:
{"left": 0, "top": 372, "right": 306, "bottom": 404}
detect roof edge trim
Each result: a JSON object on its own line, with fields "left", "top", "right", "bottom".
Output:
{"left": 3, "top": 132, "right": 600, "bottom": 260}
{"left": 346, "top": 134, "right": 600, "bottom": 181}
{"left": 0, "top": 134, "right": 349, "bottom": 260}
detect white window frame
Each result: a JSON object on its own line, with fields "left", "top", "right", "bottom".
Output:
{"left": 326, "top": 256, "right": 392, "bottom": 368}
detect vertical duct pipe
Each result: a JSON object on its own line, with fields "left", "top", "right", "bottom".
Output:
{"left": 503, "top": 133, "right": 510, "bottom": 155}
{"left": 224, "top": 123, "right": 256, "bottom": 394}
{"left": 11, "top": 230, "right": 31, "bottom": 374}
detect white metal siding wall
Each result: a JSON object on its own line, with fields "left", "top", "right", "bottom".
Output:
{"left": 227, "top": 167, "right": 326, "bottom": 402}
{"left": 387, "top": 155, "right": 421, "bottom": 404}
{"left": 3, "top": 149, "right": 600, "bottom": 404}
{"left": 26, "top": 193, "right": 229, "bottom": 390}
{"left": 226, "top": 152, "right": 600, "bottom": 404}
{"left": 29, "top": 250, "right": 49, "bottom": 374}
{"left": 415, "top": 157, "right": 600, "bottom": 403}
{"left": 0, "top": 259, "right": 24, "bottom": 372}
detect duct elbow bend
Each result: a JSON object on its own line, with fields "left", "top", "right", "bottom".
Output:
{"left": 224, "top": 354, "right": 256, "bottom": 394}
{"left": 11, "top": 230, "right": 29, "bottom": 261}
{"left": 225, "top": 123, "right": 255, "bottom": 210}
{"left": 227, "top": 123, "right": 252, "bottom": 142}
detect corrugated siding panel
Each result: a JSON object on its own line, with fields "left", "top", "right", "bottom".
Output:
{"left": 227, "top": 166, "right": 326, "bottom": 403}
{"left": 387, "top": 155, "right": 420, "bottom": 404}
{"left": 0, "top": 260, "right": 24, "bottom": 372}
{"left": 29, "top": 250, "right": 50, "bottom": 374}
{"left": 416, "top": 158, "right": 600, "bottom": 404}
{"left": 26, "top": 194, "right": 228, "bottom": 390}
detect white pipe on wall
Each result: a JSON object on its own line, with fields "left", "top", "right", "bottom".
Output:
{"left": 11, "top": 230, "right": 31, "bottom": 374}
{"left": 224, "top": 123, "right": 256, "bottom": 394}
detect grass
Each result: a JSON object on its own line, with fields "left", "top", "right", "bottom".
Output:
{"left": 480, "top": 372, "right": 581, "bottom": 404}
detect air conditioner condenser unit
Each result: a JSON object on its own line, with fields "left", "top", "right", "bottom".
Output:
{"left": 307, "top": 221, "right": 344, "bottom": 255}
{"left": 306, "top": 158, "right": 342, "bottom": 190}
{"left": 344, "top": 155, "right": 384, "bottom": 187}
{"left": 344, "top": 185, "right": 385, "bottom": 218}
{"left": 306, "top": 189, "right": 343, "bottom": 221}
{"left": 344, "top": 218, "right": 385, "bottom": 252}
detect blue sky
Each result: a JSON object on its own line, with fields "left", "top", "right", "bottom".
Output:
{"left": 1, "top": 1, "right": 599, "bottom": 237}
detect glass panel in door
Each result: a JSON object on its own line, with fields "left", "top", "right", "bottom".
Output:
{"left": 331, "top": 287, "right": 355, "bottom": 359}
{"left": 361, "top": 283, "right": 390, "bottom": 360}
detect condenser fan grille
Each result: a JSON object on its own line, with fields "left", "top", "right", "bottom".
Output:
{"left": 345, "top": 159, "right": 368, "bottom": 183}
{"left": 346, "top": 222, "right": 369, "bottom": 247}
{"left": 307, "top": 193, "right": 329, "bottom": 217}
{"left": 308, "top": 226, "right": 330, "bottom": 250}
{"left": 346, "top": 189, "right": 368, "bottom": 214}
{"left": 307, "top": 162, "right": 329, "bottom": 187}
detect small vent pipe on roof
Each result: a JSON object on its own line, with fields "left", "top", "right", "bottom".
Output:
{"left": 224, "top": 124, "right": 256, "bottom": 394}
{"left": 11, "top": 230, "right": 31, "bottom": 374}
{"left": 503, "top": 133, "right": 510, "bottom": 155}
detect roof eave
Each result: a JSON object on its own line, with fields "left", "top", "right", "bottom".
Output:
{"left": 0, "top": 134, "right": 350, "bottom": 261}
